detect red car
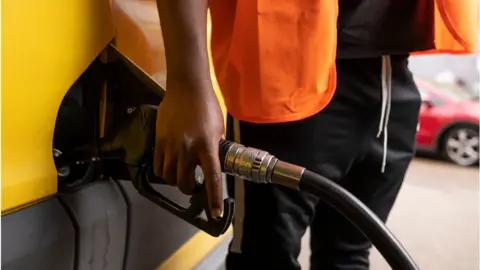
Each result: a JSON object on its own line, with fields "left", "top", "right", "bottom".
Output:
{"left": 415, "top": 78, "right": 480, "bottom": 166}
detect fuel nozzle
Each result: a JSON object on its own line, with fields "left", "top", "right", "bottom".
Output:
{"left": 219, "top": 140, "right": 305, "bottom": 189}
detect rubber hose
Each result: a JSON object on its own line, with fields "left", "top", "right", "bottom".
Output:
{"left": 299, "top": 170, "right": 419, "bottom": 270}
{"left": 150, "top": 139, "right": 419, "bottom": 269}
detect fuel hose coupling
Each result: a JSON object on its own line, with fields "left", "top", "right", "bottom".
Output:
{"left": 220, "top": 140, "right": 305, "bottom": 188}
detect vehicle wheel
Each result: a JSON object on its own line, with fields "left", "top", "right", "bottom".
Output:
{"left": 442, "top": 125, "right": 479, "bottom": 166}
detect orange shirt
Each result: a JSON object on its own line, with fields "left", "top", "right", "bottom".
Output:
{"left": 413, "top": 0, "right": 479, "bottom": 55}
{"left": 208, "top": 0, "right": 478, "bottom": 124}
{"left": 209, "top": 0, "right": 339, "bottom": 124}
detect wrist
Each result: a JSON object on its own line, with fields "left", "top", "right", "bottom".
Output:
{"left": 166, "top": 54, "right": 211, "bottom": 83}
{"left": 166, "top": 77, "right": 215, "bottom": 96}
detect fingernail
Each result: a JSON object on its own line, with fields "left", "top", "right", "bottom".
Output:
{"left": 212, "top": 208, "right": 223, "bottom": 218}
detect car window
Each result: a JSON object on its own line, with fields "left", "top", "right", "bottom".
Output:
{"left": 417, "top": 85, "right": 446, "bottom": 106}
{"left": 430, "top": 95, "right": 446, "bottom": 106}
{"left": 429, "top": 80, "right": 475, "bottom": 101}
{"left": 417, "top": 86, "right": 429, "bottom": 100}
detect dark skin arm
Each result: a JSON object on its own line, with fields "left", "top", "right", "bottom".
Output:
{"left": 154, "top": 0, "right": 224, "bottom": 217}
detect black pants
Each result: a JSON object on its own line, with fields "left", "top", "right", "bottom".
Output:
{"left": 225, "top": 56, "right": 421, "bottom": 270}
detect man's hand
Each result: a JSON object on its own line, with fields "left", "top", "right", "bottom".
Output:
{"left": 155, "top": 0, "right": 220, "bottom": 215}
{"left": 154, "top": 79, "right": 225, "bottom": 218}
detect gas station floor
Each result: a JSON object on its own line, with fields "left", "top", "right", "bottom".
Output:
{"left": 298, "top": 157, "right": 479, "bottom": 270}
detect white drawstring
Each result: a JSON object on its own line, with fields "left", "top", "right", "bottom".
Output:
{"left": 377, "top": 56, "right": 392, "bottom": 173}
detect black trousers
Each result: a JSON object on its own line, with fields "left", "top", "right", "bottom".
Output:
{"left": 225, "top": 56, "right": 421, "bottom": 270}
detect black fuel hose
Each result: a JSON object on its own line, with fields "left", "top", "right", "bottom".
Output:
{"left": 299, "top": 170, "right": 418, "bottom": 270}
{"left": 219, "top": 140, "right": 419, "bottom": 270}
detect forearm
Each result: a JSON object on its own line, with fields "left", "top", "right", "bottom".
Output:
{"left": 156, "top": 0, "right": 211, "bottom": 83}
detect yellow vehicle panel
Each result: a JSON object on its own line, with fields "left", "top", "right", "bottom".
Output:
{"left": 2, "top": 0, "right": 115, "bottom": 213}
{"left": 111, "top": 0, "right": 226, "bottom": 113}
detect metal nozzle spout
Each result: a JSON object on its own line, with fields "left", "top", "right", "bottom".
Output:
{"left": 222, "top": 142, "right": 277, "bottom": 184}
{"left": 221, "top": 140, "right": 304, "bottom": 188}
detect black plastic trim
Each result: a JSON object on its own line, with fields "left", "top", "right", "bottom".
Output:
{"left": 58, "top": 196, "right": 81, "bottom": 270}
{"left": 1, "top": 198, "right": 76, "bottom": 270}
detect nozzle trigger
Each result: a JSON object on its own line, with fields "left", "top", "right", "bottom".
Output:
{"left": 132, "top": 165, "right": 234, "bottom": 237}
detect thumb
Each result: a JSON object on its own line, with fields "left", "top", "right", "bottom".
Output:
{"left": 199, "top": 143, "right": 223, "bottom": 218}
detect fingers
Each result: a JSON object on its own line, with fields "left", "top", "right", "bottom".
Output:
{"left": 154, "top": 142, "right": 177, "bottom": 186}
{"left": 162, "top": 148, "right": 178, "bottom": 185}
{"left": 154, "top": 138, "right": 223, "bottom": 219}
{"left": 177, "top": 153, "right": 196, "bottom": 195}
{"left": 199, "top": 142, "right": 223, "bottom": 218}
{"left": 154, "top": 141, "right": 197, "bottom": 194}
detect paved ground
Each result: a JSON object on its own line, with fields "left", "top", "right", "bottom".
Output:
{"left": 298, "top": 157, "right": 479, "bottom": 270}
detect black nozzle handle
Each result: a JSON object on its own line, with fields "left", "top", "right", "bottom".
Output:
{"left": 146, "top": 139, "right": 235, "bottom": 183}
{"left": 132, "top": 139, "right": 237, "bottom": 237}
{"left": 144, "top": 164, "right": 206, "bottom": 195}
